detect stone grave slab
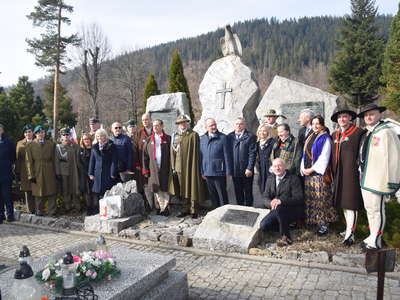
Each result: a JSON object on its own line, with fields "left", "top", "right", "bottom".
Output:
{"left": 193, "top": 204, "right": 270, "bottom": 253}
{"left": 146, "top": 92, "right": 190, "bottom": 135}
{"left": 256, "top": 75, "right": 338, "bottom": 135}
{"left": 0, "top": 242, "right": 188, "bottom": 300}
{"left": 84, "top": 214, "right": 144, "bottom": 234}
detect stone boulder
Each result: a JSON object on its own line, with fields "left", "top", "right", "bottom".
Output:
{"left": 146, "top": 92, "right": 190, "bottom": 134}
{"left": 256, "top": 75, "right": 338, "bottom": 135}
{"left": 194, "top": 55, "right": 260, "bottom": 134}
{"left": 193, "top": 204, "right": 269, "bottom": 253}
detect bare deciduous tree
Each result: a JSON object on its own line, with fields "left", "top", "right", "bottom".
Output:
{"left": 110, "top": 49, "right": 148, "bottom": 122}
{"left": 76, "top": 23, "right": 111, "bottom": 118}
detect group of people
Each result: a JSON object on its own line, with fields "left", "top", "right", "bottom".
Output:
{"left": 1, "top": 103, "right": 399, "bottom": 252}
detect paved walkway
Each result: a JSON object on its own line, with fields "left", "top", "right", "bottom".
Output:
{"left": 0, "top": 223, "right": 399, "bottom": 300}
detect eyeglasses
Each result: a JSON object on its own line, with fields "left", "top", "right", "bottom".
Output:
{"left": 114, "top": 127, "right": 122, "bottom": 129}
{"left": 62, "top": 134, "right": 70, "bottom": 136}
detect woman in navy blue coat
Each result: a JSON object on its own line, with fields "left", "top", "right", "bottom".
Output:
{"left": 88, "top": 129, "right": 118, "bottom": 198}
{"left": 256, "top": 124, "right": 274, "bottom": 194}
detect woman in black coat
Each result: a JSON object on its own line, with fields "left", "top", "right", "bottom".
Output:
{"left": 88, "top": 129, "right": 118, "bottom": 199}
{"left": 256, "top": 124, "right": 274, "bottom": 194}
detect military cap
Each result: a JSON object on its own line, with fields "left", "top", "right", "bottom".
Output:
{"left": 33, "top": 125, "right": 45, "bottom": 134}
{"left": 126, "top": 120, "right": 137, "bottom": 127}
{"left": 22, "top": 125, "right": 33, "bottom": 132}
{"left": 175, "top": 114, "right": 191, "bottom": 124}
{"left": 60, "top": 128, "right": 71, "bottom": 136}
{"left": 89, "top": 118, "right": 100, "bottom": 125}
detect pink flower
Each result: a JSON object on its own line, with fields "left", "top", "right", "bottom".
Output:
{"left": 85, "top": 270, "right": 93, "bottom": 277}
{"left": 106, "top": 275, "right": 112, "bottom": 280}
{"left": 73, "top": 255, "right": 83, "bottom": 264}
{"left": 91, "top": 271, "right": 97, "bottom": 279}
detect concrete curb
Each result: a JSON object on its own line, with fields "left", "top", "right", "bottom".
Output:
{"left": 10, "top": 221, "right": 400, "bottom": 280}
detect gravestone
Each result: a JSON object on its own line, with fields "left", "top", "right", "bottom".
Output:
{"left": 193, "top": 205, "right": 269, "bottom": 253}
{"left": 256, "top": 75, "right": 338, "bottom": 136}
{"left": 0, "top": 242, "right": 189, "bottom": 300}
{"left": 146, "top": 92, "right": 190, "bottom": 135}
{"left": 194, "top": 25, "right": 260, "bottom": 134}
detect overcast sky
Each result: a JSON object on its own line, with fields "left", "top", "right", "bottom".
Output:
{"left": 0, "top": 0, "right": 397, "bottom": 87}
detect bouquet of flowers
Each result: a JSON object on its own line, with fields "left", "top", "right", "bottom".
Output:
{"left": 35, "top": 249, "right": 120, "bottom": 294}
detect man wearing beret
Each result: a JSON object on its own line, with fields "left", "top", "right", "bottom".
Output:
{"left": 0, "top": 124, "right": 16, "bottom": 223}
{"left": 55, "top": 128, "right": 81, "bottom": 214}
{"left": 358, "top": 104, "right": 400, "bottom": 250}
{"left": 169, "top": 115, "right": 205, "bottom": 218}
{"left": 16, "top": 125, "right": 35, "bottom": 214}
{"left": 25, "top": 125, "right": 58, "bottom": 216}
{"left": 89, "top": 118, "right": 101, "bottom": 144}
{"left": 330, "top": 109, "right": 365, "bottom": 246}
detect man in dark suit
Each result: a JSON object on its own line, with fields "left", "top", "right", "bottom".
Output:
{"left": 228, "top": 118, "right": 257, "bottom": 206}
{"left": 0, "top": 124, "right": 16, "bottom": 223}
{"left": 259, "top": 158, "right": 304, "bottom": 246}
{"left": 200, "top": 118, "right": 232, "bottom": 209}
{"left": 297, "top": 108, "right": 315, "bottom": 150}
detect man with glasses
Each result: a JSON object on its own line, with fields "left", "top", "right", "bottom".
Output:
{"left": 110, "top": 122, "right": 134, "bottom": 183}
{"left": 55, "top": 128, "right": 82, "bottom": 214}
{"left": 26, "top": 125, "right": 58, "bottom": 216}
{"left": 0, "top": 123, "right": 16, "bottom": 223}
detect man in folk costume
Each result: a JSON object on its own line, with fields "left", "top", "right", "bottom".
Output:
{"left": 25, "top": 125, "right": 58, "bottom": 216}
{"left": 330, "top": 109, "right": 365, "bottom": 246}
{"left": 142, "top": 120, "right": 171, "bottom": 215}
{"left": 169, "top": 114, "right": 205, "bottom": 218}
{"left": 55, "top": 128, "right": 82, "bottom": 214}
{"left": 358, "top": 104, "right": 400, "bottom": 251}
{"left": 15, "top": 125, "right": 35, "bottom": 214}
{"left": 135, "top": 113, "right": 153, "bottom": 207}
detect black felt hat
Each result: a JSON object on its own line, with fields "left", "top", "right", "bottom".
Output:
{"left": 330, "top": 109, "right": 357, "bottom": 123}
{"left": 358, "top": 104, "right": 386, "bottom": 118}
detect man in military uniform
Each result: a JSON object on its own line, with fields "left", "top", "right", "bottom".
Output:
{"left": 55, "top": 128, "right": 81, "bottom": 214}
{"left": 26, "top": 125, "right": 58, "bottom": 216}
{"left": 263, "top": 109, "right": 284, "bottom": 139}
{"left": 169, "top": 115, "right": 205, "bottom": 218}
{"left": 89, "top": 118, "right": 101, "bottom": 143}
{"left": 16, "top": 125, "right": 35, "bottom": 214}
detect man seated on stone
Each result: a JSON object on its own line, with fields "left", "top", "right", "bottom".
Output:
{"left": 259, "top": 158, "right": 304, "bottom": 247}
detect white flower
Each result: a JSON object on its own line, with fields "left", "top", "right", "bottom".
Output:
{"left": 55, "top": 269, "right": 62, "bottom": 277}
{"left": 107, "top": 258, "right": 115, "bottom": 265}
{"left": 91, "top": 271, "right": 97, "bottom": 279}
{"left": 42, "top": 268, "right": 51, "bottom": 281}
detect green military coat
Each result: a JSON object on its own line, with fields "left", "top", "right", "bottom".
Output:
{"left": 16, "top": 138, "right": 33, "bottom": 191}
{"left": 25, "top": 140, "right": 58, "bottom": 197}
{"left": 55, "top": 142, "right": 81, "bottom": 195}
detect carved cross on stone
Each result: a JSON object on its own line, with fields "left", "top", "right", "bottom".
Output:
{"left": 215, "top": 82, "right": 232, "bottom": 109}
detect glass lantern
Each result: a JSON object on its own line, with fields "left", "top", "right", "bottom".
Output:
{"left": 10, "top": 261, "right": 43, "bottom": 300}
{"left": 61, "top": 252, "right": 76, "bottom": 296}
{"left": 96, "top": 234, "right": 110, "bottom": 255}
{"left": 18, "top": 245, "right": 32, "bottom": 266}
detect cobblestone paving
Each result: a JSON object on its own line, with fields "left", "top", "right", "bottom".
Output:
{"left": 1, "top": 223, "right": 399, "bottom": 300}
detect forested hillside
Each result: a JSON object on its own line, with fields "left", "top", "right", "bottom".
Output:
{"left": 33, "top": 15, "right": 393, "bottom": 130}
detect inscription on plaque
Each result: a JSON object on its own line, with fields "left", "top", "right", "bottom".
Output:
{"left": 281, "top": 102, "right": 324, "bottom": 137}
{"left": 220, "top": 209, "right": 259, "bottom": 227}
{"left": 150, "top": 110, "right": 178, "bottom": 135}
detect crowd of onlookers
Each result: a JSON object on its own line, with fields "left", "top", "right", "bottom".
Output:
{"left": 1, "top": 103, "right": 399, "bottom": 251}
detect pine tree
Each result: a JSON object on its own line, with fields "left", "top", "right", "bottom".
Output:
{"left": 168, "top": 50, "right": 195, "bottom": 127}
{"left": 0, "top": 90, "right": 18, "bottom": 140}
{"left": 26, "top": 0, "right": 80, "bottom": 139}
{"left": 328, "top": 0, "right": 384, "bottom": 110}
{"left": 44, "top": 79, "right": 77, "bottom": 129}
{"left": 143, "top": 73, "right": 160, "bottom": 111}
{"left": 382, "top": 3, "right": 400, "bottom": 114}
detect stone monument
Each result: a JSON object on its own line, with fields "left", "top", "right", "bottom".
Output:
{"left": 193, "top": 205, "right": 269, "bottom": 253}
{"left": 194, "top": 25, "right": 260, "bottom": 134}
{"left": 256, "top": 75, "right": 339, "bottom": 136}
{"left": 84, "top": 180, "right": 145, "bottom": 234}
{"left": 146, "top": 92, "right": 190, "bottom": 134}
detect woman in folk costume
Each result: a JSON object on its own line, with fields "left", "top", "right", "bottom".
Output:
{"left": 255, "top": 124, "right": 274, "bottom": 194}
{"left": 301, "top": 115, "right": 336, "bottom": 235}
{"left": 358, "top": 104, "right": 400, "bottom": 250}
{"left": 330, "top": 109, "right": 365, "bottom": 246}
{"left": 142, "top": 119, "right": 171, "bottom": 216}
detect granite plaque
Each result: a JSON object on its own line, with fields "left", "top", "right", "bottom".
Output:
{"left": 150, "top": 110, "right": 179, "bottom": 135}
{"left": 281, "top": 101, "right": 324, "bottom": 137}
{"left": 220, "top": 209, "right": 259, "bottom": 227}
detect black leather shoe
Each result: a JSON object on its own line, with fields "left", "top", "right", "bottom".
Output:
{"left": 6, "top": 216, "right": 15, "bottom": 222}
{"left": 0, "top": 219, "right": 3, "bottom": 224}
{"left": 161, "top": 207, "right": 170, "bottom": 217}
{"left": 361, "top": 244, "right": 380, "bottom": 252}
{"left": 342, "top": 234, "right": 354, "bottom": 247}
{"left": 191, "top": 213, "right": 198, "bottom": 219}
